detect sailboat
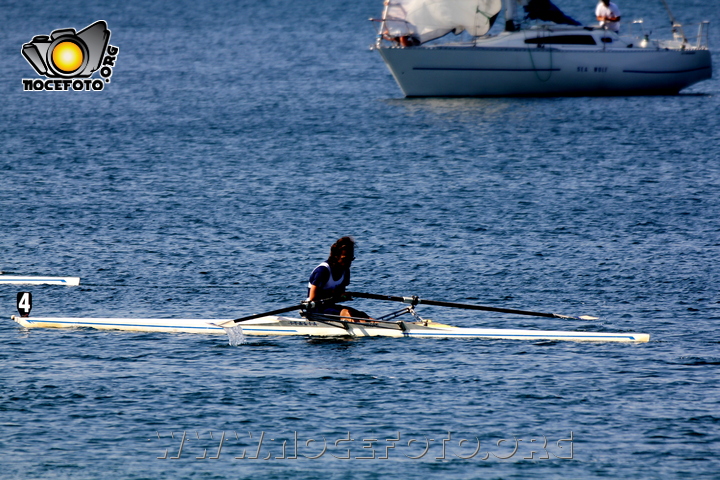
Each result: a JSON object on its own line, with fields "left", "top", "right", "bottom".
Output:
{"left": 373, "top": 0, "right": 712, "bottom": 96}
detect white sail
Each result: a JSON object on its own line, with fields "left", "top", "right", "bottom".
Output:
{"left": 385, "top": 0, "right": 503, "bottom": 43}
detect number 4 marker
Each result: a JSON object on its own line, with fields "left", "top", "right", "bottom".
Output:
{"left": 17, "top": 292, "right": 32, "bottom": 317}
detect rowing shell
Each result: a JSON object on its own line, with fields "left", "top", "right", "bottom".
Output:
{"left": 0, "top": 276, "right": 80, "bottom": 286}
{"left": 10, "top": 315, "right": 650, "bottom": 343}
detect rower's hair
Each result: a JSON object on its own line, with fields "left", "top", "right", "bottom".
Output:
{"left": 328, "top": 236, "right": 355, "bottom": 265}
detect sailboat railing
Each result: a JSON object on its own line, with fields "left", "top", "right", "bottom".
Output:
{"left": 631, "top": 20, "right": 710, "bottom": 51}
{"left": 694, "top": 21, "right": 710, "bottom": 49}
{"left": 674, "top": 21, "right": 711, "bottom": 50}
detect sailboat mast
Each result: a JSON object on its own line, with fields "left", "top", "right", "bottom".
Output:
{"left": 377, "top": 0, "right": 391, "bottom": 47}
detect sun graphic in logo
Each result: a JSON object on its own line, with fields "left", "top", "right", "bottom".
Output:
{"left": 51, "top": 41, "right": 84, "bottom": 73}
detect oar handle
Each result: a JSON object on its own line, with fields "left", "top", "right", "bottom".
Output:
{"left": 345, "top": 291, "right": 593, "bottom": 320}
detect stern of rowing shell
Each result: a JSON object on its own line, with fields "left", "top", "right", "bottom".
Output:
{"left": 11, "top": 315, "right": 32, "bottom": 328}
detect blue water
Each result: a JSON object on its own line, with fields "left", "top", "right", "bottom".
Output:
{"left": 2, "top": 0, "right": 719, "bottom": 478}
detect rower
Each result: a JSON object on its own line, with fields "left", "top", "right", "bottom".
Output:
{"left": 305, "top": 236, "right": 371, "bottom": 321}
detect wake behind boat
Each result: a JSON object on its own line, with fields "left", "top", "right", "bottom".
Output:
{"left": 373, "top": 0, "right": 712, "bottom": 96}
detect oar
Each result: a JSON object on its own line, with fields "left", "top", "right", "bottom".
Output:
{"left": 345, "top": 291, "right": 598, "bottom": 321}
{"left": 215, "top": 303, "right": 306, "bottom": 328}
{"left": 216, "top": 296, "right": 347, "bottom": 328}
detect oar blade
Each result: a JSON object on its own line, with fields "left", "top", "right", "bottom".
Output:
{"left": 552, "top": 313, "right": 600, "bottom": 321}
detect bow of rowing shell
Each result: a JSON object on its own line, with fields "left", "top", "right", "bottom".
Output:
{"left": 11, "top": 315, "right": 650, "bottom": 343}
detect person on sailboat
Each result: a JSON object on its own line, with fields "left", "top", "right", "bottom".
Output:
{"left": 379, "top": 0, "right": 421, "bottom": 46}
{"left": 305, "top": 236, "right": 371, "bottom": 321}
{"left": 596, "top": 0, "right": 621, "bottom": 32}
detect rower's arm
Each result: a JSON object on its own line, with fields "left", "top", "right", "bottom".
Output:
{"left": 307, "top": 280, "right": 346, "bottom": 303}
{"left": 307, "top": 284, "right": 318, "bottom": 302}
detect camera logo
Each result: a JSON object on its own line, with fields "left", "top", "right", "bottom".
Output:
{"left": 22, "top": 20, "right": 119, "bottom": 91}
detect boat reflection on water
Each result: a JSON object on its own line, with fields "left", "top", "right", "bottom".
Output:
{"left": 373, "top": 0, "right": 712, "bottom": 97}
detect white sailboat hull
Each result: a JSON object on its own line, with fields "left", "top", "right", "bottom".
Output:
{"left": 11, "top": 315, "right": 650, "bottom": 343}
{"left": 377, "top": 29, "right": 712, "bottom": 97}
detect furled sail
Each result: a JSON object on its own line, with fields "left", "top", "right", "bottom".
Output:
{"left": 384, "top": 0, "right": 503, "bottom": 44}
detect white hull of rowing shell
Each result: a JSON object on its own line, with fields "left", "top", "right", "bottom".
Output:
{"left": 0, "top": 276, "right": 80, "bottom": 285}
{"left": 376, "top": 30, "right": 712, "bottom": 97}
{"left": 11, "top": 315, "right": 650, "bottom": 343}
